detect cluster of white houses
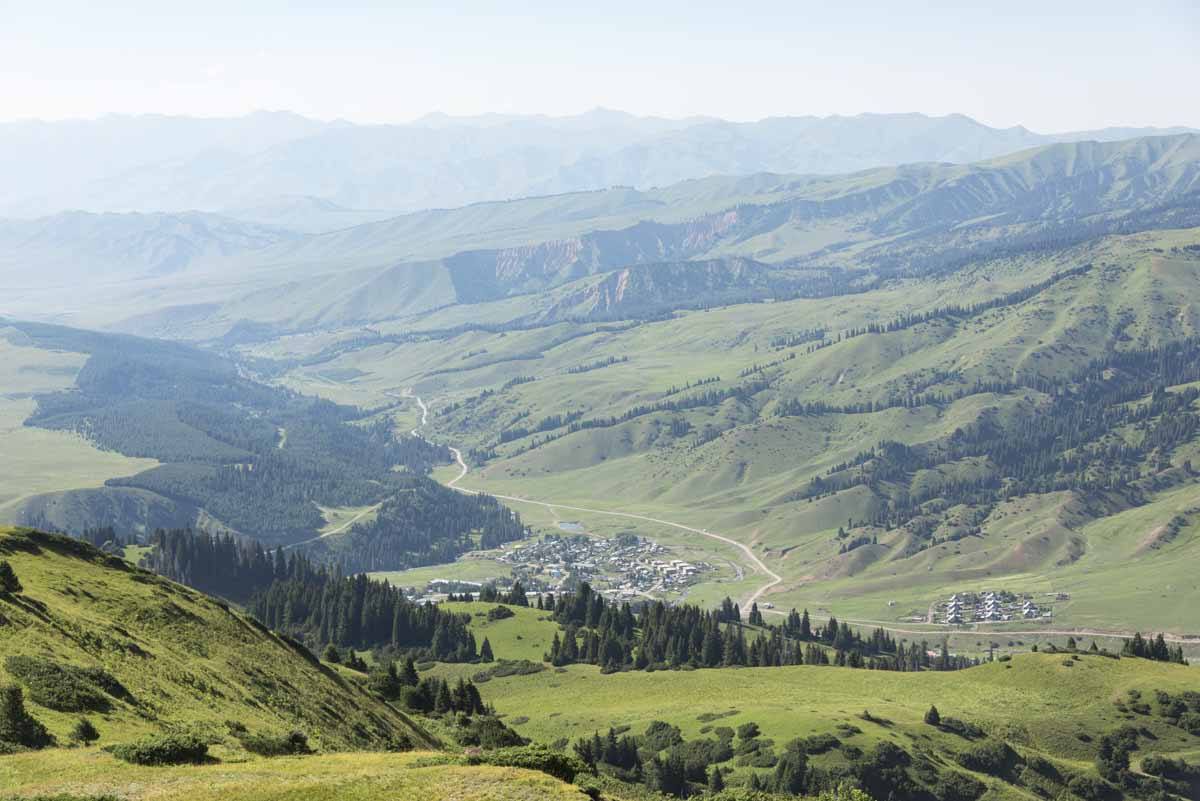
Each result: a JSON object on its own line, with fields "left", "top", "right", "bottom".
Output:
{"left": 499, "top": 532, "right": 707, "bottom": 598}
{"left": 942, "top": 590, "right": 1050, "bottom": 625}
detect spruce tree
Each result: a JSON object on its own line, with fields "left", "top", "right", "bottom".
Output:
{"left": 709, "top": 765, "right": 725, "bottom": 791}
{"left": 400, "top": 656, "right": 420, "bottom": 686}
{"left": 370, "top": 662, "right": 402, "bottom": 701}
{"left": 0, "top": 685, "right": 52, "bottom": 749}
{"left": 435, "top": 681, "right": 453, "bottom": 713}
{"left": 480, "top": 637, "right": 495, "bottom": 663}
{"left": 773, "top": 750, "right": 808, "bottom": 794}
{"left": 0, "top": 561, "right": 21, "bottom": 594}
{"left": 924, "top": 705, "right": 941, "bottom": 726}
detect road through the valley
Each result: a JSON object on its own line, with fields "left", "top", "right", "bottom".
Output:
{"left": 406, "top": 391, "right": 1197, "bottom": 641}
{"left": 400, "top": 390, "right": 783, "bottom": 610}
{"left": 445, "top": 442, "right": 784, "bottom": 610}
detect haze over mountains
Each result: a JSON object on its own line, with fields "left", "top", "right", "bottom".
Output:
{"left": 1, "top": 109, "right": 1193, "bottom": 221}
{"left": 2, "top": 130, "right": 1198, "bottom": 339}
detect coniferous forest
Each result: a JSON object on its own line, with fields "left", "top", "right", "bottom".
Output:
{"left": 17, "top": 322, "right": 524, "bottom": 568}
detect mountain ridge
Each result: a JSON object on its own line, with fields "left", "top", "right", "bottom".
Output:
{"left": 1, "top": 109, "right": 1193, "bottom": 219}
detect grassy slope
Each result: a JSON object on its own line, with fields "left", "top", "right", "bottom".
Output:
{"left": 0, "top": 527, "right": 430, "bottom": 751}
{"left": 429, "top": 643, "right": 1200, "bottom": 779}
{"left": 1, "top": 750, "right": 590, "bottom": 801}
{"left": 423, "top": 601, "right": 1200, "bottom": 750}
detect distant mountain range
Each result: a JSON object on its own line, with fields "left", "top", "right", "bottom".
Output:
{"left": 2, "top": 132, "right": 1196, "bottom": 339}
{"left": 0, "top": 109, "right": 1193, "bottom": 220}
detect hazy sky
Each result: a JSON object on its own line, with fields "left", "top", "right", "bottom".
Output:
{"left": 3, "top": 0, "right": 1198, "bottom": 131}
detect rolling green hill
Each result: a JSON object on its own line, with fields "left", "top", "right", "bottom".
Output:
{"left": 414, "top": 599, "right": 1200, "bottom": 801}
{"left": 0, "top": 526, "right": 431, "bottom": 750}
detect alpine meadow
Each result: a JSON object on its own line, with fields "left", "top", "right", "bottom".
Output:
{"left": 2, "top": 4, "right": 1199, "bottom": 801}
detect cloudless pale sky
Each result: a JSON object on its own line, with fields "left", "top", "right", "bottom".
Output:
{"left": 2, "top": 0, "right": 1198, "bottom": 132}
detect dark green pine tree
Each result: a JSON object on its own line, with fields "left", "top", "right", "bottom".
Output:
{"left": 0, "top": 561, "right": 21, "bottom": 594}
{"left": 506, "top": 580, "right": 528, "bottom": 607}
{"left": 0, "top": 685, "right": 52, "bottom": 749}
{"left": 709, "top": 765, "right": 725, "bottom": 792}
{"left": 400, "top": 657, "right": 420, "bottom": 686}
{"left": 773, "top": 750, "right": 808, "bottom": 794}
{"left": 924, "top": 705, "right": 941, "bottom": 726}
{"left": 800, "top": 608, "right": 812, "bottom": 640}
{"left": 370, "top": 662, "right": 402, "bottom": 701}
{"left": 480, "top": 637, "right": 495, "bottom": 663}
{"left": 434, "top": 681, "right": 453, "bottom": 713}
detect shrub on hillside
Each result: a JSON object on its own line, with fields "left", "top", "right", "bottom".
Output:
{"left": 455, "top": 716, "right": 527, "bottom": 749}
{"left": 1177, "top": 712, "right": 1200, "bottom": 735}
{"left": 238, "top": 730, "right": 312, "bottom": 757}
{"left": 954, "top": 739, "right": 1016, "bottom": 776}
{"left": 789, "top": 732, "right": 840, "bottom": 754}
{"left": 3, "top": 655, "right": 130, "bottom": 712}
{"left": 486, "top": 605, "right": 516, "bottom": 621}
{"left": 465, "top": 744, "right": 584, "bottom": 783}
{"left": 939, "top": 717, "right": 985, "bottom": 739}
{"left": 736, "top": 747, "right": 779, "bottom": 768}
{"left": 109, "top": 733, "right": 209, "bottom": 765}
{"left": 1066, "top": 773, "right": 1117, "bottom": 801}
{"left": 70, "top": 717, "right": 100, "bottom": 745}
{"left": 472, "top": 659, "right": 545, "bottom": 683}
{"left": 935, "top": 770, "right": 987, "bottom": 801}
{"left": 1140, "top": 754, "right": 1194, "bottom": 778}
{"left": 643, "top": 720, "right": 685, "bottom": 751}
{"left": 0, "top": 685, "right": 53, "bottom": 749}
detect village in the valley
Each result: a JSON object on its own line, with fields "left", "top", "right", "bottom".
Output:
{"left": 932, "top": 589, "right": 1067, "bottom": 626}
{"left": 408, "top": 526, "right": 712, "bottom": 603}
{"left": 500, "top": 529, "right": 710, "bottom": 599}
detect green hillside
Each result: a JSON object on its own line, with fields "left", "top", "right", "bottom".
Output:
{"left": 434, "top": 644, "right": 1200, "bottom": 770}
{"left": 406, "top": 598, "right": 1200, "bottom": 801}
{"left": 0, "top": 526, "right": 431, "bottom": 751}
{"left": 2, "top": 749, "right": 593, "bottom": 801}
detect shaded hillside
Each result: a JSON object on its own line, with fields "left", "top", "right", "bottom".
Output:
{"left": 0, "top": 210, "right": 299, "bottom": 286}
{"left": 0, "top": 527, "right": 432, "bottom": 750}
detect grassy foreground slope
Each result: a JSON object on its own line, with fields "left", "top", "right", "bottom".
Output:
{"left": 0, "top": 527, "right": 430, "bottom": 750}
{"left": 1, "top": 750, "right": 590, "bottom": 801}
